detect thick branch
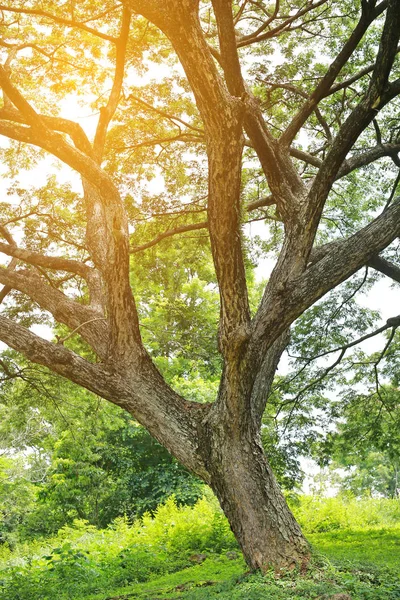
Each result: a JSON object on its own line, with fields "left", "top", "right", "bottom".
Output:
{"left": 0, "top": 120, "right": 141, "bottom": 344}
{"left": 0, "top": 65, "right": 46, "bottom": 128}
{"left": 211, "top": 0, "right": 245, "bottom": 97}
{"left": 310, "top": 241, "right": 400, "bottom": 286}
{"left": 211, "top": 0, "right": 306, "bottom": 221}
{"left": 281, "top": 1, "right": 388, "bottom": 146}
{"left": 0, "top": 107, "right": 93, "bottom": 155}
{"left": 267, "top": 82, "right": 332, "bottom": 142}
{"left": 0, "top": 120, "right": 116, "bottom": 198}
{"left": 251, "top": 330, "right": 290, "bottom": 429}
{"left": 0, "top": 71, "right": 139, "bottom": 362}
{"left": 337, "top": 143, "right": 400, "bottom": 179}
{"left": 128, "top": 1, "right": 251, "bottom": 354}
{"left": 0, "top": 117, "right": 141, "bottom": 347}
{"left": 304, "top": 201, "right": 400, "bottom": 297}
{"left": 252, "top": 198, "right": 400, "bottom": 354}
{"left": 303, "top": 0, "right": 400, "bottom": 257}
{"left": 289, "top": 147, "right": 323, "bottom": 169}
{"left": 128, "top": 0, "right": 303, "bottom": 225}
{"left": 79, "top": 179, "right": 143, "bottom": 363}
{"left": 368, "top": 255, "right": 400, "bottom": 284}
{"left": 0, "top": 241, "right": 90, "bottom": 278}
{"left": 93, "top": 7, "right": 131, "bottom": 162}
{"left": 0, "top": 315, "right": 209, "bottom": 479}
{"left": 0, "top": 267, "right": 108, "bottom": 357}
{"left": 247, "top": 195, "right": 275, "bottom": 211}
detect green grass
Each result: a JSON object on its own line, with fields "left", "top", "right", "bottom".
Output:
{"left": 1, "top": 496, "right": 399, "bottom": 599}
{"left": 84, "top": 528, "right": 400, "bottom": 600}
{"left": 309, "top": 526, "right": 400, "bottom": 568}
{"left": 85, "top": 555, "right": 246, "bottom": 600}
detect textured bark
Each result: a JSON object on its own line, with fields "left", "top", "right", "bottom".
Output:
{"left": 251, "top": 331, "right": 291, "bottom": 429}
{"left": 200, "top": 390, "right": 309, "bottom": 571}
{"left": 208, "top": 442, "right": 309, "bottom": 571}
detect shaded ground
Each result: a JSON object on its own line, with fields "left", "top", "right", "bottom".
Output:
{"left": 86, "top": 529, "right": 400, "bottom": 600}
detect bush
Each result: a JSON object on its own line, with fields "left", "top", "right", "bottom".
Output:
{"left": 1, "top": 493, "right": 399, "bottom": 599}
{"left": 0, "top": 494, "right": 236, "bottom": 599}
{"left": 137, "top": 495, "right": 236, "bottom": 556}
{"left": 290, "top": 495, "right": 400, "bottom": 533}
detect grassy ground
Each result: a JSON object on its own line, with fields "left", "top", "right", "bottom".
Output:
{"left": 308, "top": 528, "right": 400, "bottom": 568}
{"left": 1, "top": 497, "right": 399, "bottom": 599}
{"left": 86, "top": 555, "right": 246, "bottom": 600}
{"left": 85, "top": 529, "right": 400, "bottom": 600}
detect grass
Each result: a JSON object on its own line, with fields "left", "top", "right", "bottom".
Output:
{"left": 84, "top": 528, "right": 400, "bottom": 600}
{"left": 85, "top": 555, "right": 246, "bottom": 600}
{"left": 308, "top": 526, "right": 400, "bottom": 568}
{"left": 1, "top": 496, "right": 399, "bottom": 599}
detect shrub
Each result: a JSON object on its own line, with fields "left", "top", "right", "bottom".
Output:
{"left": 0, "top": 494, "right": 236, "bottom": 599}
{"left": 290, "top": 495, "right": 400, "bottom": 533}
{"left": 1, "top": 494, "right": 399, "bottom": 599}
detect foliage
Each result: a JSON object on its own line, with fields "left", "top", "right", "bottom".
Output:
{"left": 264, "top": 289, "right": 400, "bottom": 499}
{"left": 290, "top": 495, "right": 400, "bottom": 534}
{"left": 0, "top": 494, "right": 399, "bottom": 600}
{"left": 325, "top": 383, "right": 400, "bottom": 498}
{"left": 0, "top": 494, "right": 237, "bottom": 599}
{"left": 33, "top": 415, "right": 204, "bottom": 531}
{"left": 0, "top": 457, "right": 37, "bottom": 546}
{"left": 0, "top": 369, "right": 203, "bottom": 539}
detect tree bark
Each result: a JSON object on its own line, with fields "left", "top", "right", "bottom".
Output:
{"left": 199, "top": 394, "right": 310, "bottom": 571}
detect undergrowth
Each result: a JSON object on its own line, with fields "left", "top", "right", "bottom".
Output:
{"left": 0, "top": 493, "right": 399, "bottom": 599}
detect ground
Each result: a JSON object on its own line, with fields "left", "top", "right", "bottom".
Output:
{"left": 86, "top": 529, "right": 399, "bottom": 600}
{"left": 1, "top": 496, "right": 399, "bottom": 600}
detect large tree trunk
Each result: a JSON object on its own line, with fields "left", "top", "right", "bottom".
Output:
{"left": 198, "top": 398, "right": 310, "bottom": 571}
{"left": 213, "top": 443, "right": 309, "bottom": 570}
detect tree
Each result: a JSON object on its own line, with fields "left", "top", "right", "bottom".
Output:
{"left": 0, "top": 456, "right": 37, "bottom": 545}
{"left": 262, "top": 282, "right": 400, "bottom": 500}
{"left": 0, "top": 353, "right": 204, "bottom": 537}
{"left": 0, "top": 0, "right": 399, "bottom": 571}
{"left": 322, "top": 382, "right": 400, "bottom": 499}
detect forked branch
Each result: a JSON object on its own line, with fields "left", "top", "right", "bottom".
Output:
{"left": 281, "top": 1, "right": 388, "bottom": 146}
{"left": 93, "top": 7, "right": 131, "bottom": 162}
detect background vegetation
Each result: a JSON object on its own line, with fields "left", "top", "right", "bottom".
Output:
{"left": 0, "top": 493, "right": 399, "bottom": 599}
